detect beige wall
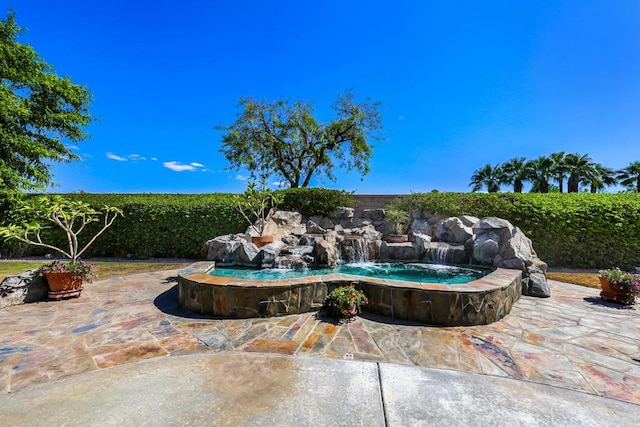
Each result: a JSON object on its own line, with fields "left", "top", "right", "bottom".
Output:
{"left": 353, "top": 194, "right": 407, "bottom": 209}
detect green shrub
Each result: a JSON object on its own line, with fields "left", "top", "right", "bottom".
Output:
{"left": 278, "top": 188, "right": 357, "bottom": 215}
{"left": 392, "top": 193, "right": 640, "bottom": 270}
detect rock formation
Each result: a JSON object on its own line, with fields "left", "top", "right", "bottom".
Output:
{"left": 201, "top": 209, "right": 551, "bottom": 297}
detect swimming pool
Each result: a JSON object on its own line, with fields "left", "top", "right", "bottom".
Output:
{"left": 208, "top": 262, "right": 490, "bottom": 284}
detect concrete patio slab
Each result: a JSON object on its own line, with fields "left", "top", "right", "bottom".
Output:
{"left": 1, "top": 353, "right": 638, "bottom": 426}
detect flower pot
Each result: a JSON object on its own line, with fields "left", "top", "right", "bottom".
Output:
{"left": 385, "top": 234, "right": 408, "bottom": 243}
{"left": 251, "top": 235, "right": 274, "bottom": 248}
{"left": 599, "top": 276, "right": 634, "bottom": 305}
{"left": 44, "top": 272, "right": 84, "bottom": 300}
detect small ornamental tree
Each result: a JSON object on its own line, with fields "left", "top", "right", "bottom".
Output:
{"left": 234, "top": 180, "right": 284, "bottom": 236}
{"left": 0, "top": 195, "right": 122, "bottom": 262}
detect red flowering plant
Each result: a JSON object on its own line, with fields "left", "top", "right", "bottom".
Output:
{"left": 39, "top": 260, "right": 97, "bottom": 283}
{"left": 323, "top": 284, "right": 369, "bottom": 321}
{"left": 600, "top": 268, "right": 640, "bottom": 304}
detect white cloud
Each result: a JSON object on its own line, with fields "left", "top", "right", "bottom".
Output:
{"left": 163, "top": 161, "right": 196, "bottom": 172}
{"left": 190, "top": 162, "right": 205, "bottom": 168}
{"left": 66, "top": 144, "right": 80, "bottom": 150}
{"left": 236, "top": 174, "right": 248, "bottom": 181}
{"left": 398, "top": 115, "right": 405, "bottom": 120}
{"left": 106, "top": 152, "right": 127, "bottom": 161}
{"left": 129, "top": 154, "right": 146, "bottom": 160}
{"left": 151, "top": 157, "right": 158, "bottom": 161}
{"left": 272, "top": 181, "right": 287, "bottom": 188}
{"left": 83, "top": 153, "right": 94, "bottom": 159}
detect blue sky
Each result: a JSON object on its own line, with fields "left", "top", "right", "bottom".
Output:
{"left": 5, "top": 0, "right": 640, "bottom": 193}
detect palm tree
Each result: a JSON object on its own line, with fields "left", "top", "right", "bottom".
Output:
{"left": 550, "top": 151, "right": 568, "bottom": 193}
{"left": 526, "top": 156, "right": 554, "bottom": 193}
{"left": 564, "top": 153, "right": 597, "bottom": 193}
{"left": 469, "top": 164, "right": 504, "bottom": 193}
{"left": 588, "top": 164, "right": 617, "bottom": 193}
{"left": 500, "top": 157, "right": 528, "bottom": 193}
{"left": 617, "top": 161, "right": 640, "bottom": 192}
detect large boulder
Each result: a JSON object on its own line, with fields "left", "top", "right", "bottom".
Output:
{"left": 459, "top": 215, "right": 480, "bottom": 227}
{"left": 471, "top": 231, "right": 500, "bottom": 265}
{"left": 262, "top": 210, "right": 305, "bottom": 240}
{"left": 306, "top": 220, "right": 326, "bottom": 235}
{"left": 313, "top": 239, "right": 340, "bottom": 268}
{"left": 0, "top": 271, "right": 48, "bottom": 308}
{"left": 254, "top": 241, "right": 285, "bottom": 268}
{"left": 434, "top": 217, "right": 473, "bottom": 244}
{"left": 473, "top": 217, "right": 550, "bottom": 297}
{"left": 203, "top": 234, "right": 260, "bottom": 266}
{"left": 409, "top": 218, "right": 432, "bottom": 237}
{"left": 328, "top": 207, "right": 354, "bottom": 220}
{"left": 412, "top": 232, "right": 432, "bottom": 258}
{"left": 522, "top": 266, "right": 550, "bottom": 298}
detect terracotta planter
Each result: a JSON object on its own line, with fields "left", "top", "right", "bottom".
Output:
{"left": 385, "top": 234, "right": 408, "bottom": 243}
{"left": 599, "top": 276, "right": 634, "bottom": 304}
{"left": 44, "top": 272, "right": 84, "bottom": 300}
{"left": 251, "top": 235, "right": 274, "bottom": 248}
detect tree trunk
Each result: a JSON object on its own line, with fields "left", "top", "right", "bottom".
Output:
{"left": 514, "top": 180, "right": 523, "bottom": 193}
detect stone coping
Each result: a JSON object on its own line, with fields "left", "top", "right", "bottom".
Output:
{"left": 179, "top": 261, "right": 517, "bottom": 291}
{"left": 178, "top": 262, "right": 522, "bottom": 326}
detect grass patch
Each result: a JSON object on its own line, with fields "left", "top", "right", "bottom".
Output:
{"left": 545, "top": 272, "right": 601, "bottom": 289}
{"left": 0, "top": 260, "right": 192, "bottom": 282}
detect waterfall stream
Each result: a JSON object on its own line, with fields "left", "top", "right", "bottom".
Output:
{"left": 340, "top": 235, "right": 370, "bottom": 263}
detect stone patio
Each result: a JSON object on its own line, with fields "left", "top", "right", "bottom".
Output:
{"left": 0, "top": 269, "right": 639, "bottom": 406}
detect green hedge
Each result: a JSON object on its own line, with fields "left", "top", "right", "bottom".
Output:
{"left": 392, "top": 193, "right": 640, "bottom": 270}
{"left": 5, "top": 191, "right": 639, "bottom": 268}
{"left": 0, "top": 189, "right": 356, "bottom": 259}
{"left": 277, "top": 188, "right": 357, "bottom": 215}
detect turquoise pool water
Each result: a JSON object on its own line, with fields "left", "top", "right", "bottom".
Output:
{"left": 208, "top": 262, "right": 490, "bottom": 284}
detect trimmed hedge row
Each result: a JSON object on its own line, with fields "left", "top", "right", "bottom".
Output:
{"left": 0, "top": 189, "right": 357, "bottom": 259}
{"left": 3, "top": 191, "right": 638, "bottom": 268}
{"left": 391, "top": 193, "right": 640, "bottom": 270}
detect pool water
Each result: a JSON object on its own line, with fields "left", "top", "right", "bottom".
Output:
{"left": 208, "top": 262, "right": 490, "bottom": 284}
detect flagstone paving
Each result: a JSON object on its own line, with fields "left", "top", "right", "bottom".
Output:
{"left": 1, "top": 270, "right": 638, "bottom": 406}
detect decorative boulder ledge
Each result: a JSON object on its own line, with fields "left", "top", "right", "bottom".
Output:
{"left": 202, "top": 209, "right": 550, "bottom": 298}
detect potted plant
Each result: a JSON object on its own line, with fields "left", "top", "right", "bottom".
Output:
{"left": 0, "top": 195, "right": 122, "bottom": 299}
{"left": 39, "top": 260, "right": 96, "bottom": 299}
{"left": 323, "top": 284, "right": 369, "bottom": 322}
{"left": 599, "top": 268, "right": 640, "bottom": 305}
{"left": 384, "top": 208, "right": 409, "bottom": 243}
{"left": 234, "top": 179, "right": 284, "bottom": 247}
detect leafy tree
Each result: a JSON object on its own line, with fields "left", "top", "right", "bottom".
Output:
{"left": 217, "top": 91, "right": 382, "bottom": 188}
{"left": 565, "top": 153, "right": 596, "bottom": 193}
{"left": 588, "top": 164, "right": 617, "bottom": 193}
{"left": 617, "top": 161, "right": 640, "bottom": 192}
{"left": 0, "top": 195, "right": 122, "bottom": 263}
{"left": 469, "top": 164, "right": 504, "bottom": 193}
{"left": 500, "top": 157, "right": 528, "bottom": 192}
{"left": 0, "top": 11, "right": 93, "bottom": 193}
{"left": 549, "top": 151, "right": 568, "bottom": 193}
{"left": 526, "top": 156, "right": 554, "bottom": 193}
